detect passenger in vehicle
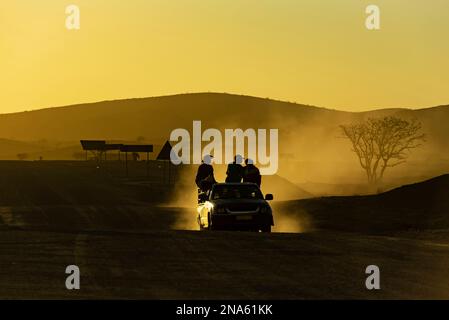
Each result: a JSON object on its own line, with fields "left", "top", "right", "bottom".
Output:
{"left": 225, "top": 154, "right": 244, "bottom": 183}
{"left": 243, "top": 158, "right": 261, "bottom": 187}
{"left": 195, "top": 154, "right": 216, "bottom": 192}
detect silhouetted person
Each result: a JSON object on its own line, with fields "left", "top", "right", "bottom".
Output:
{"left": 243, "top": 158, "right": 261, "bottom": 187}
{"left": 195, "top": 155, "right": 216, "bottom": 192}
{"left": 226, "top": 155, "right": 244, "bottom": 183}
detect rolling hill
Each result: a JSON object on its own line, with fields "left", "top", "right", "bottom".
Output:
{"left": 276, "top": 174, "right": 449, "bottom": 234}
{"left": 0, "top": 92, "right": 448, "bottom": 143}
{"left": 0, "top": 92, "right": 448, "bottom": 184}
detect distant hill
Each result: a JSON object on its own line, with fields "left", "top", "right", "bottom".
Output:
{"left": 0, "top": 93, "right": 448, "bottom": 184}
{"left": 0, "top": 139, "right": 48, "bottom": 160}
{"left": 262, "top": 174, "right": 313, "bottom": 200}
{"left": 0, "top": 92, "right": 447, "bottom": 143}
{"left": 0, "top": 93, "right": 337, "bottom": 141}
{"left": 277, "top": 174, "right": 449, "bottom": 234}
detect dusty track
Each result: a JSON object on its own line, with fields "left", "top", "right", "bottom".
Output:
{"left": 0, "top": 161, "right": 448, "bottom": 299}
{"left": 1, "top": 226, "right": 449, "bottom": 299}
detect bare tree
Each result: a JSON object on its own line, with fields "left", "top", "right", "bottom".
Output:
{"left": 340, "top": 116, "right": 425, "bottom": 185}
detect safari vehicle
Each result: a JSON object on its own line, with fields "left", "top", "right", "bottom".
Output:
{"left": 197, "top": 183, "right": 274, "bottom": 232}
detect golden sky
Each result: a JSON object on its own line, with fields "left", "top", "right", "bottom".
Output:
{"left": 1, "top": 0, "right": 448, "bottom": 113}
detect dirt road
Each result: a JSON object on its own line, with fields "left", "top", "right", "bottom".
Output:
{"left": 1, "top": 206, "right": 449, "bottom": 299}
{"left": 0, "top": 161, "right": 448, "bottom": 299}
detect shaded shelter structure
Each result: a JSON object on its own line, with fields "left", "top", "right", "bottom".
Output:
{"left": 102, "top": 144, "right": 124, "bottom": 161}
{"left": 80, "top": 140, "right": 124, "bottom": 161}
{"left": 119, "top": 144, "right": 154, "bottom": 176}
{"left": 80, "top": 140, "right": 106, "bottom": 161}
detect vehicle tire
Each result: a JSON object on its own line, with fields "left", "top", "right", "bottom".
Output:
{"left": 198, "top": 216, "right": 205, "bottom": 231}
{"left": 261, "top": 225, "right": 271, "bottom": 233}
{"left": 207, "top": 212, "right": 213, "bottom": 230}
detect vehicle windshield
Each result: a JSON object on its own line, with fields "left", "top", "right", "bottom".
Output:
{"left": 211, "top": 184, "right": 264, "bottom": 200}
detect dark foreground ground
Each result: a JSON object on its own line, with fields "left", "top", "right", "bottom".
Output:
{"left": 0, "top": 161, "right": 448, "bottom": 299}
{"left": 2, "top": 227, "right": 449, "bottom": 299}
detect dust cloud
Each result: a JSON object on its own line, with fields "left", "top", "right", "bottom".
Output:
{"left": 162, "top": 106, "right": 445, "bottom": 233}
{"left": 165, "top": 164, "right": 312, "bottom": 233}
{"left": 271, "top": 203, "right": 313, "bottom": 233}
{"left": 160, "top": 165, "right": 199, "bottom": 231}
